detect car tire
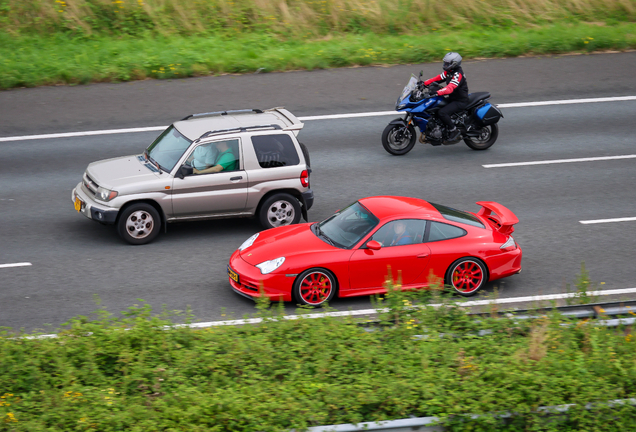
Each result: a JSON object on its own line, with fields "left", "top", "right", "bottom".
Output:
{"left": 117, "top": 203, "right": 161, "bottom": 245}
{"left": 463, "top": 123, "right": 498, "bottom": 150}
{"left": 258, "top": 193, "right": 302, "bottom": 229}
{"left": 381, "top": 122, "right": 416, "bottom": 155}
{"left": 445, "top": 257, "right": 488, "bottom": 297}
{"left": 299, "top": 142, "right": 311, "bottom": 167}
{"left": 293, "top": 268, "right": 338, "bottom": 306}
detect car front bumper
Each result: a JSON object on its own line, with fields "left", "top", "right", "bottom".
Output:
{"left": 227, "top": 250, "right": 295, "bottom": 302}
{"left": 71, "top": 182, "right": 118, "bottom": 224}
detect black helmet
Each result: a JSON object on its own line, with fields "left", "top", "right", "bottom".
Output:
{"left": 442, "top": 52, "right": 462, "bottom": 72}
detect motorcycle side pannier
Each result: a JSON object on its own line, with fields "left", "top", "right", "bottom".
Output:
{"left": 471, "top": 103, "right": 503, "bottom": 127}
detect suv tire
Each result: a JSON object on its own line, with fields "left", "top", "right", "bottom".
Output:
{"left": 117, "top": 203, "right": 161, "bottom": 245}
{"left": 259, "top": 193, "right": 301, "bottom": 229}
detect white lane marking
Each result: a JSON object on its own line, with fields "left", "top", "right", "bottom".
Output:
{"left": 483, "top": 154, "right": 636, "bottom": 168}
{"left": 580, "top": 217, "right": 636, "bottom": 225}
{"left": 1, "top": 95, "right": 635, "bottom": 143}
{"left": 497, "top": 95, "right": 636, "bottom": 108}
{"left": 0, "top": 126, "right": 166, "bottom": 143}
{"left": 0, "top": 262, "right": 32, "bottom": 269}
{"left": 27, "top": 287, "right": 636, "bottom": 338}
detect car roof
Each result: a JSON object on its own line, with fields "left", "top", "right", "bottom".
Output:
{"left": 173, "top": 108, "right": 303, "bottom": 141}
{"left": 358, "top": 196, "right": 442, "bottom": 220}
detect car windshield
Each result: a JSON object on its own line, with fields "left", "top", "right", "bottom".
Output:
{"left": 398, "top": 74, "right": 418, "bottom": 104}
{"left": 146, "top": 126, "right": 192, "bottom": 172}
{"left": 316, "top": 202, "right": 379, "bottom": 249}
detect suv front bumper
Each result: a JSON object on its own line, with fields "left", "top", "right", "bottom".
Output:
{"left": 72, "top": 182, "right": 118, "bottom": 224}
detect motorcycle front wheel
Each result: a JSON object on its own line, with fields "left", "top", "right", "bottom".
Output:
{"left": 382, "top": 123, "right": 416, "bottom": 155}
{"left": 463, "top": 123, "right": 498, "bottom": 150}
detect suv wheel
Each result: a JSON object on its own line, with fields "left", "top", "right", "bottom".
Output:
{"left": 259, "top": 193, "right": 301, "bottom": 229}
{"left": 117, "top": 203, "right": 161, "bottom": 245}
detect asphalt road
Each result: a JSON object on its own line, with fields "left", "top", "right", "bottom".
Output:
{"left": 1, "top": 52, "right": 635, "bottom": 332}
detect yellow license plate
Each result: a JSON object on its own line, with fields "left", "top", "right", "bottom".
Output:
{"left": 227, "top": 266, "right": 239, "bottom": 283}
{"left": 74, "top": 197, "right": 83, "bottom": 212}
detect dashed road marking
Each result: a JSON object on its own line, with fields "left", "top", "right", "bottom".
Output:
{"left": 0, "top": 262, "right": 32, "bottom": 269}
{"left": 483, "top": 154, "right": 636, "bottom": 168}
{"left": 580, "top": 217, "right": 636, "bottom": 225}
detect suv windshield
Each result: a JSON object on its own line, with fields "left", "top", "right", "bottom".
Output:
{"left": 315, "top": 202, "right": 379, "bottom": 249}
{"left": 146, "top": 126, "right": 192, "bottom": 172}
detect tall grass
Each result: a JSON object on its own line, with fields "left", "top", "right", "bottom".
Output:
{"left": 1, "top": 0, "right": 634, "bottom": 37}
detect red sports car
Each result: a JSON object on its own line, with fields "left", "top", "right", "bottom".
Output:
{"left": 228, "top": 196, "right": 521, "bottom": 306}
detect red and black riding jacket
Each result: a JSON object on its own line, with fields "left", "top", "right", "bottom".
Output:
{"left": 424, "top": 66, "right": 469, "bottom": 103}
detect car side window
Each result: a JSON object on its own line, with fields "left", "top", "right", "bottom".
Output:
{"left": 371, "top": 219, "right": 427, "bottom": 247}
{"left": 427, "top": 221, "right": 467, "bottom": 242}
{"left": 251, "top": 134, "right": 300, "bottom": 168}
{"left": 186, "top": 139, "right": 240, "bottom": 174}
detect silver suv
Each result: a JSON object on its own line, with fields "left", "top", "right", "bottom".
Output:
{"left": 72, "top": 108, "right": 313, "bottom": 245}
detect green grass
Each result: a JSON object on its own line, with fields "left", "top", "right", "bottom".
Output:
{"left": 1, "top": 283, "right": 636, "bottom": 431}
{"left": 1, "top": 22, "right": 635, "bottom": 90}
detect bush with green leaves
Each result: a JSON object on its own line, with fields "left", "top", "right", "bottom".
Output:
{"left": 1, "top": 279, "right": 636, "bottom": 431}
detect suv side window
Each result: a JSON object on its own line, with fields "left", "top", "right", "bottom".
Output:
{"left": 251, "top": 134, "right": 300, "bottom": 168}
{"left": 427, "top": 222, "right": 467, "bottom": 242}
{"left": 186, "top": 139, "right": 240, "bottom": 174}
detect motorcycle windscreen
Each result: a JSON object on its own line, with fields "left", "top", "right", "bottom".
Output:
{"left": 397, "top": 75, "right": 419, "bottom": 104}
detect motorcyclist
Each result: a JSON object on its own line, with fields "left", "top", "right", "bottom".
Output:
{"left": 423, "top": 52, "right": 468, "bottom": 141}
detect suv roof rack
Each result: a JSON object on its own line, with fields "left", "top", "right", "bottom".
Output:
{"left": 181, "top": 109, "right": 264, "bottom": 121}
{"left": 197, "top": 124, "right": 282, "bottom": 141}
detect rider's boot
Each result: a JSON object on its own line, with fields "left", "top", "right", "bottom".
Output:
{"left": 447, "top": 127, "right": 461, "bottom": 141}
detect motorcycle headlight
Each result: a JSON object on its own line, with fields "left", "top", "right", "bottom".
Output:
{"left": 396, "top": 103, "right": 406, "bottom": 110}
{"left": 238, "top": 233, "right": 259, "bottom": 251}
{"left": 256, "top": 257, "right": 285, "bottom": 275}
{"left": 95, "top": 186, "right": 118, "bottom": 202}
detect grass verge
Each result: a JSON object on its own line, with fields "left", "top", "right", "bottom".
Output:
{"left": 1, "top": 22, "right": 635, "bottom": 90}
{"left": 1, "top": 283, "right": 636, "bottom": 431}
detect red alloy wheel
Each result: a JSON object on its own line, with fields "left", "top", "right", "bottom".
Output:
{"left": 450, "top": 259, "right": 485, "bottom": 295}
{"left": 297, "top": 270, "right": 334, "bottom": 306}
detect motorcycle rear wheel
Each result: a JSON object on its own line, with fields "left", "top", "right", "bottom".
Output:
{"left": 382, "top": 123, "right": 417, "bottom": 155}
{"left": 463, "top": 123, "right": 499, "bottom": 151}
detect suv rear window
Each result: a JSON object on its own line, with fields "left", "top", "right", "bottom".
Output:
{"left": 251, "top": 134, "right": 300, "bottom": 168}
{"left": 430, "top": 202, "right": 485, "bottom": 228}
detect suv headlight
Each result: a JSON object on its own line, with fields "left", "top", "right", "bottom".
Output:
{"left": 256, "top": 257, "right": 285, "bottom": 275}
{"left": 238, "top": 233, "right": 259, "bottom": 251}
{"left": 95, "top": 186, "right": 118, "bottom": 202}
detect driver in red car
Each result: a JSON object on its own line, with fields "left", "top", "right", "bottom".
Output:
{"left": 423, "top": 52, "right": 469, "bottom": 142}
{"left": 389, "top": 221, "right": 412, "bottom": 246}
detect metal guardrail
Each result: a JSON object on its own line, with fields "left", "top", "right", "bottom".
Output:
{"left": 304, "top": 399, "right": 636, "bottom": 432}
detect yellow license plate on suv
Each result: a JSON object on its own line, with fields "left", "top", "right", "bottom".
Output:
{"left": 74, "top": 197, "right": 84, "bottom": 212}
{"left": 227, "top": 266, "right": 239, "bottom": 284}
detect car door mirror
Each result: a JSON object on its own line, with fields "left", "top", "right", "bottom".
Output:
{"left": 366, "top": 240, "right": 382, "bottom": 250}
{"left": 176, "top": 164, "right": 193, "bottom": 179}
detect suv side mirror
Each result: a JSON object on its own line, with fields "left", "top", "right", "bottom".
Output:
{"left": 366, "top": 240, "right": 382, "bottom": 250}
{"left": 176, "top": 165, "right": 193, "bottom": 179}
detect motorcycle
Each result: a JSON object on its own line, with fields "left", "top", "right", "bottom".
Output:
{"left": 381, "top": 72, "right": 504, "bottom": 155}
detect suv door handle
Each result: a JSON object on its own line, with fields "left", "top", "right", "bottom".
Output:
{"left": 417, "top": 253, "right": 429, "bottom": 258}
{"left": 230, "top": 176, "right": 243, "bottom": 181}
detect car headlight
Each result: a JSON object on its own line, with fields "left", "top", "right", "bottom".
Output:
{"left": 256, "top": 257, "right": 285, "bottom": 275}
{"left": 95, "top": 186, "right": 118, "bottom": 202}
{"left": 238, "top": 233, "right": 259, "bottom": 251}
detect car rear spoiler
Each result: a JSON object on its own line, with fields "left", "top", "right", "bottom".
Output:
{"left": 475, "top": 201, "right": 519, "bottom": 235}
